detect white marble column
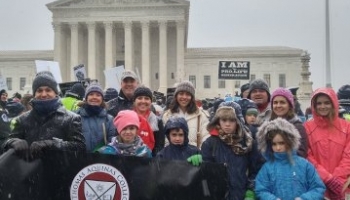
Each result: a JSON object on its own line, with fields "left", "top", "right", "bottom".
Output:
{"left": 52, "top": 22, "right": 62, "bottom": 63}
{"left": 141, "top": 20, "right": 150, "bottom": 87}
{"left": 70, "top": 22, "right": 79, "bottom": 81}
{"left": 124, "top": 21, "right": 133, "bottom": 71}
{"left": 87, "top": 22, "right": 96, "bottom": 79}
{"left": 176, "top": 20, "right": 186, "bottom": 82}
{"left": 104, "top": 22, "right": 114, "bottom": 69}
{"left": 158, "top": 20, "right": 167, "bottom": 93}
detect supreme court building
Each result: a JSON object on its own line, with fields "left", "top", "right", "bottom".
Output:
{"left": 0, "top": 0, "right": 313, "bottom": 107}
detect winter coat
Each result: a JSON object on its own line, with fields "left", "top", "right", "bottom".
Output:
{"left": 157, "top": 116, "right": 200, "bottom": 161}
{"left": 76, "top": 107, "right": 115, "bottom": 152}
{"left": 256, "top": 104, "right": 272, "bottom": 126}
{"left": 256, "top": 118, "right": 325, "bottom": 200}
{"left": 107, "top": 90, "right": 133, "bottom": 117}
{"left": 162, "top": 108, "right": 209, "bottom": 148}
{"left": 61, "top": 96, "right": 80, "bottom": 111}
{"left": 0, "top": 108, "right": 10, "bottom": 149}
{"left": 288, "top": 115, "right": 308, "bottom": 158}
{"left": 304, "top": 88, "right": 350, "bottom": 198}
{"left": 139, "top": 110, "right": 164, "bottom": 157}
{"left": 255, "top": 152, "right": 325, "bottom": 200}
{"left": 108, "top": 135, "right": 152, "bottom": 158}
{"left": 201, "top": 134, "right": 259, "bottom": 200}
{"left": 4, "top": 106, "right": 85, "bottom": 152}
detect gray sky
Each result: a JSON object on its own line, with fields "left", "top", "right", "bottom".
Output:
{"left": 1, "top": 0, "right": 349, "bottom": 91}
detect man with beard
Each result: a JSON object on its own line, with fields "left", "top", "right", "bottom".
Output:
{"left": 247, "top": 79, "right": 271, "bottom": 125}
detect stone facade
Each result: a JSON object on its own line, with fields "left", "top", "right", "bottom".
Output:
{"left": 0, "top": 0, "right": 312, "bottom": 111}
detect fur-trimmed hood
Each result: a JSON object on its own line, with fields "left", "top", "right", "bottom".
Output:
{"left": 257, "top": 118, "right": 301, "bottom": 155}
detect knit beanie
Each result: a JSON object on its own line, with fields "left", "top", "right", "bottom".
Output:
{"left": 32, "top": 73, "right": 58, "bottom": 95}
{"left": 240, "top": 83, "right": 250, "bottom": 98}
{"left": 133, "top": 86, "right": 153, "bottom": 101}
{"left": 85, "top": 83, "right": 104, "bottom": 100}
{"left": 174, "top": 81, "right": 195, "bottom": 97}
{"left": 66, "top": 83, "right": 85, "bottom": 100}
{"left": 6, "top": 101, "right": 25, "bottom": 118}
{"left": 104, "top": 88, "right": 119, "bottom": 102}
{"left": 271, "top": 87, "right": 294, "bottom": 108}
{"left": 113, "top": 110, "right": 140, "bottom": 133}
{"left": 247, "top": 79, "right": 270, "bottom": 101}
{"left": 337, "top": 84, "right": 350, "bottom": 100}
{"left": 0, "top": 89, "right": 7, "bottom": 97}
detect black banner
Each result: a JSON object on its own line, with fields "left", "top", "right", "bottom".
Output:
{"left": 218, "top": 61, "right": 250, "bottom": 80}
{"left": 0, "top": 150, "right": 228, "bottom": 200}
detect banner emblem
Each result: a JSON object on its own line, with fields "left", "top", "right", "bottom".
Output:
{"left": 70, "top": 163, "right": 129, "bottom": 200}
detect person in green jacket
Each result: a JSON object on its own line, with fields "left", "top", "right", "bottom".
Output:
{"left": 61, "top": 83, "right": 85, "bottom": 111}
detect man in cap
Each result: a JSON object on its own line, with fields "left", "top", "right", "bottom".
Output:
{"left": 247, "top": 79, "right": 271, "bottom": 125}
{"left": 2, "top": 71, "right": 85, "bottom": 157}
{"left": 107, "top": 70, "right": 139, "bottom": 117}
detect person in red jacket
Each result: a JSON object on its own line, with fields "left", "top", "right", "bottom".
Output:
{"left": 304, "top": 87, "right": 350, "bottom": 200}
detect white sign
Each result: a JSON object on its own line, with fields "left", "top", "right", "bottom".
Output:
{"left": 73, "top": 64, "right": 87, "bottom": 81}
{"left": 104, "top": 65, "right": 125, "bottom": 92}
{"left": 35, "top": 60, "right": 63, "bottom": 83}
{"left": 0, "top": 75, "right": 8, "bottom": 91}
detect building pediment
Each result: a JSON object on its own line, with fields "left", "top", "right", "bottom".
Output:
{"left": 47, "top": 0, "right": 187, "bottom": 8}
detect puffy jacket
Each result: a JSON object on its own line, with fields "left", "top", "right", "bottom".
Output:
{"left": 76, "top": 107, "right": 115, "bottom": 152}
{"left": 107, "top": 90, "right": 133, "bottom": 117}
{"left": 255, "top": 152, "right": 325, "bottom": 200}
{"left": 201, "top": 134, "right": 259, "bottom": 200}
{"left": 4, "top": 106, "right": 85, "bottom": 152}
{"left": 305, "top": 87, "right": 350, "bottom": 198}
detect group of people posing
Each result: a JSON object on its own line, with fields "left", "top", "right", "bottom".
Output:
{"left": 0, "top": 69, "right": 350, "bottom": 200}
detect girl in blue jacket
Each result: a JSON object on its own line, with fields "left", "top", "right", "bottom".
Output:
{"left": 255, "top": 118, "right": 325, "bottom": 200}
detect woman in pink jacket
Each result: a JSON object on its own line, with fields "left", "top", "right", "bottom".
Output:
{"left": 305, "top": 87, "right": 350, "bottom": 200}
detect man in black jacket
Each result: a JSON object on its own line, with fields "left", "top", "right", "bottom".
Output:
{"left": 107, "top": 70, "right": 139, "bottom": 117}
{"left": 2, "top": 72, "right": 85, "bottom": 157}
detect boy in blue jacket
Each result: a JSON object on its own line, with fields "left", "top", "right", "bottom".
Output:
{"left": 156, "top": 116, "right": 201, "bottom": 166}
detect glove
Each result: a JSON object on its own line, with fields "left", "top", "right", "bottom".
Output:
{"left": 326, "top": 177, "right": 343, "bottom": 195}
{"left": 30, "top": 140, "right": 54, "bottom": 158}
{"left": 8, "top": 138, "right": 29, "bottom": 151}
{"left": 244, "top": 190, "right": 255, "bottom": 200}
{"left": 187, "top": 154, "right": 202, "bottom": 166}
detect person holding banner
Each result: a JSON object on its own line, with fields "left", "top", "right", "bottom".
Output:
{"left": 2, "top": 72, "right": 86, "bottom": 158}
{"left": 107, "top": 70, "right": 139, "bottom": 117}
{"left": 162, "top": 81, "right": 210, "bottom": 149}
{"left": 76, "top": 83, "right": 115, "bottom": 152}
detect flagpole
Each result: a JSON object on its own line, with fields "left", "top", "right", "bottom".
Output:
{"left": 325, "top": 0, "right": 332, "bottom": 88}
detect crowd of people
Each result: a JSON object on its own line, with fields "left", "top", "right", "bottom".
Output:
{"left": 1, "top": 69, "right": 350, "bottom": 200}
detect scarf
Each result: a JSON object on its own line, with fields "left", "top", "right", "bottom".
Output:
{"left": 217, "top": 122, "right": 253, "bottom": 155}
{"left": 84, "top": 104, "right": 103, "bottom": 116}
{"left": 113, "top": 135, "right": 149, "bottom": 157}
{"left": 31, "top": 97, "right": 60, "bottom": 116}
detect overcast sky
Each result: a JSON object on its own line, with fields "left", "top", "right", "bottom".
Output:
{"left": 0, "top": 0, "right": 349, "bottom": 91}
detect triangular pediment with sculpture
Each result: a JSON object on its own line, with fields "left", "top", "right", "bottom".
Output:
{"left": 47, "top": 0, "right": 188, "bottom": 8}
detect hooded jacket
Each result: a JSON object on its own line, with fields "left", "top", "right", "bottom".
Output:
{"left": 201, "top": 106, "right": 258, "bottom": 200}
{"left": 304, "top": 88, "right": 350, "bottom": 198}
{"left": 157, "top": 117, "right": 200, "bottom": 160}
{"left": 255, "top": 118, "right": 325, "bottom": 200}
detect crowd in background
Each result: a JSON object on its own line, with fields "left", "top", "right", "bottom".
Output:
{"left": 1, "top": 70, "right": 350, "bottom": 200}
